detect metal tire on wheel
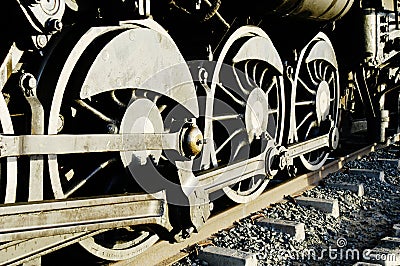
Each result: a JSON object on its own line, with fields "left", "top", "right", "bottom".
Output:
{"left": 0, "top": 93, "right": 17, "bottom": 204}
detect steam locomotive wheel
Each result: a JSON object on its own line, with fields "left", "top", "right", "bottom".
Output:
{"left": 290, "top": 33, "right": 340, "bottom": 171}
{"left": 42, "top": 24, "right": 198, "bottom": 260}
{"left": 204, "top": 26, "right": 285, "bottom": 203}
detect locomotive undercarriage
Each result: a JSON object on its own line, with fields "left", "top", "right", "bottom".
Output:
{"left": 339, "top": 2, "right": 400, "bottom": 142}
{"left": 0, "top": 25, "right": 340, "bottom": 264}
{"left": 0, "top": 0, "right": 398, "bottom": 264}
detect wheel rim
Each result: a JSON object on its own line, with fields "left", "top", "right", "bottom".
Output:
{"left": 79, "top": 227, "right": 159, "bottom": 261}
{"left": 202, "top": 26, "right": 285, "bottom": 203}
{"left": 290, "top": 33, "right": 340, "bottom": 171}
{"left": 0, "top": 93, "right": 17, "bottom": 203}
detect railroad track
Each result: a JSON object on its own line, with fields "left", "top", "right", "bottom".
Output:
{"left": 108, "top": 134, "right": 400, "bottom": 266}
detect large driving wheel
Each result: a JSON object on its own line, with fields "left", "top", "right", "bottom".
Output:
{"left": 201, "top": 26, "right": 285, "bottom": 203}
{"left": 289, "top": 33, "right": 340, "bottom": 171}
{"left": 39, "top": 23, "right": 198, "bottom": 261}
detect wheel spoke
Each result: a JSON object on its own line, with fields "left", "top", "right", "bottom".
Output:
{"left": 295, "top": 100, "right": 315, "bottom": 106}
{"left": 296, "top": 111, "right": 313, "bottom": 131}
{"left": 298, "top": 77, "right": 317, "bottom": 95}
{"left": 64, "top": 158, "right": 116, "bottom": 197}
{"left": 212, "top": 114, "right": 242, "bottom": 121}
{"left": 323, "top": 64, "right": 329, "bottom": 80}
{"left": 111, "top": 91, "right": 127, "bottom": 108}
{"left": 237, "top": 180, "right": 242, "bottom": 192}
{"left": 215, "top": 128, "right": 245, "bottom": 155}
{"left": 253, "top": 62, "right": 260, "bottom": 87}
{"left": 259, "top": 67, "right": 268, "bottom": 89}
{"left": 248, "top": 177, "right": 255, "bottom": 192}
{"left": 231, "top": 139, "right": 248, "bottom": 159}
{"left": 245, "top": 61, "right": 255, "bottom": 87}
{"left": 328, "top": 73, "right": 335, "bottom": 85}
{"left": 233, "top": 63, "right": 251, "bottom": 96}
{"left": 304, "top": 121, "right": 317, "bottom": 139}
{"left": 75, "top": 99, "right": 116, "bottom": 123}
{"left": 318, "top": 60, "right": 324, "bottom": 80}
{"left": 268, "top": 109, "right": 278, "bottom": 114}
{"left": 265, "top": 76, "right": 277, "bottom": 95}
{"left": 217, "top": 83, "right": 246, "bottom": 106}
{"left": 307, "top": 62, "right": 320, "bottom": 85}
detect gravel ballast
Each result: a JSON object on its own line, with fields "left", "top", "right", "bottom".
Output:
{"left": 174, "top": 145, "right": 400, "bottom": 265}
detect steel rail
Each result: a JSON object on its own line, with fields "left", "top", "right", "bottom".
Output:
{"left": 111, "top": 133, "right": 400, "bottom": 266}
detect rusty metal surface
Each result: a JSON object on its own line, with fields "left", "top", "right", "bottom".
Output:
{"left": 111, "top": 134, "right": 399, "bottom": 266}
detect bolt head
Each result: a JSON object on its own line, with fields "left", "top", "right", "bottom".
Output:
{"left": 19, "top": 73, "right": 37, "bottom": 90}
{"left": 28, "top": 77, "right": 37, "bottom": 89}
{"left": 35, "top": 35, "right": 48, "bottom": 49}
{"left": 182, "top": 125, "right": 203, "bottom": 158}
{"left": 106, "top": 124, "right": 119, "bottom": 134}
{"left": 46, "top": 19, "right": 63, "bottom": 33}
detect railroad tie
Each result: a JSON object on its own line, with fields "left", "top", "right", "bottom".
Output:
{"left": 326, "top": 182, "right": 365, "bottom": 197}
{"left": 295, "top": 196, "right": 340, "bottom": 218}
{"left": 376, "top": 159, "right": 400, "bottom": 169}
{"left": 198, "top": 246, "right": 258, "bottom": 266}
{"left": 255, "top": 218, "right": 305, "bottom": 241}
{"left": 348, "top": 169, "right": 385, "bottom": 183}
